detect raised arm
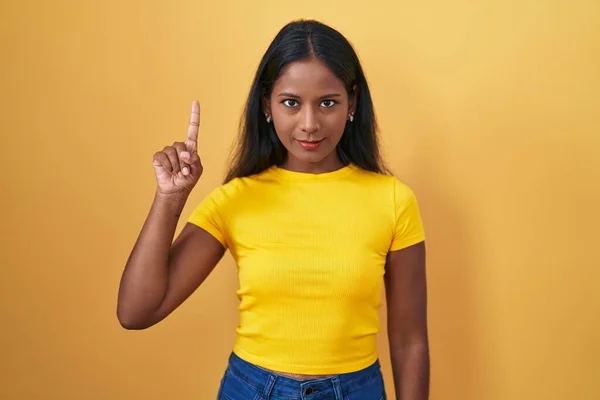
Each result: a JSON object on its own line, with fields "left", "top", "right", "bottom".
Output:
{"left": 116, "top": 100, "right": 225, "bottom": 330}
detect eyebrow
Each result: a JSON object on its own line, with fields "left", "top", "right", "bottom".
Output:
{"left": 276, "top": 92, "right": 342, "bottom": 99}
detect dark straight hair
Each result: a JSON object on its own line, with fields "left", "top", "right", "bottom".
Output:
{"left": 224, "top": 19, "right": 390, "bottom": 183}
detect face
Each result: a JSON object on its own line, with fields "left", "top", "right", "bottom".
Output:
{"left": 264, "top": 58, "right": 356, "bottom": 173}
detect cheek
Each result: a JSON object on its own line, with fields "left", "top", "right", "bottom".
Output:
{"left": 272, "top": 118, "right": 294, "bottom": 140}
{"left": 327, "top": 113, "right": 348, "bottom": 136}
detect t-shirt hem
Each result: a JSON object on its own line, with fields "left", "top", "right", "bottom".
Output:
{"left": 187, "top": 219, "right": 228, "bottom": 248}
{"left": 232, "top": 346, "right": 379, "bottom": 375}
{"left": 389, "top": 234, "right": 425, "bottom": 252}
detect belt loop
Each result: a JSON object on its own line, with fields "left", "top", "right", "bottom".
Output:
{"left": 331, "top": 376, "right": 344, "bottom": 400}
{"left": 262, "top": 374, "right": 277, "bottom": 399}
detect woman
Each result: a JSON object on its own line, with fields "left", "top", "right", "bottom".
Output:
{"left": 117, "top": 19, "right": 429, "bottom": 400}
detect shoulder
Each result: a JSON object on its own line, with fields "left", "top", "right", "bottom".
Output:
{"left": 349, "top": 166, "right": 416, "bottom": 199}
{"left": 199, "top": 168, "right": 274, "bottom": 206}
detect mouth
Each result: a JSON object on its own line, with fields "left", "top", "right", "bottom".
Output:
{"left": 296, "top": 138, "right": 324, "bottom": 150}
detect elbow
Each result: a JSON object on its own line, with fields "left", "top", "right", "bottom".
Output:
{"left": 388, "top": 330, "right": 429, "bottom": 353}
{"left": 116, "top": 308, "right": 153, "bottom": 330}
{"left": 118, "top": 318, "right": 148, "bottom": 330}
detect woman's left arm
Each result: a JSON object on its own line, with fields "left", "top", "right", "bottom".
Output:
{"left": 384, "top": 241, "right": 429, "bottom": 400}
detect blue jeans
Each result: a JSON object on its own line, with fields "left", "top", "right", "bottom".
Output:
{"left": 217, "top": 352, "right": 387, "bottom": 400}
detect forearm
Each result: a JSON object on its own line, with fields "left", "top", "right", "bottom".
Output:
{"left": 389, "top": 342, "right": 430, "bottom": 400}
{"left": 117, "top": 191, "right": 188, "bottom": 327}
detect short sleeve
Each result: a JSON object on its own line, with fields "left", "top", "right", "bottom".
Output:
{"left": 187, "top": 186, "right": 229, "bottom": 248}
{"left": 389, "top": 178, "right": 426, "bottom": 251}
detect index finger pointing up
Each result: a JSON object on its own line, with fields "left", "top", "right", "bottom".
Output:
{"left": 185, "top": 100, "right": 200, "bottom": 153}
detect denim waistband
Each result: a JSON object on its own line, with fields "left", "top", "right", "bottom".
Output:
{"left": 226, "top": 351, "right": 382, "bottom": 399}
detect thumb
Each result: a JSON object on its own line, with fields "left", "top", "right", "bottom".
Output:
{"left": 180, "top": 150, "right": 202, "bottom": 172}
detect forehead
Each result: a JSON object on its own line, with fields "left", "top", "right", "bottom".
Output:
{"left": 273, "top": 58, "right": 346, "bottom": 95}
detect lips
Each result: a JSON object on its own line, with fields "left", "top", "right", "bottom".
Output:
{"left": 297, "top": 139, "right": 324, "bottom": 150}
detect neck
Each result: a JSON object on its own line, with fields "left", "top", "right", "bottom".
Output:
{"left": 280, "top": 153, "right": 345, "bottom": 174}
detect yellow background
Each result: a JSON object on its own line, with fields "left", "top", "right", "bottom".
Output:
{"left": 1, "top": 0, "right": 599, "bottom": 399}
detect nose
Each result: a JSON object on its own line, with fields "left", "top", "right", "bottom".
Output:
{"left": 299, "top": 107, "right": 319, "bottom": 133}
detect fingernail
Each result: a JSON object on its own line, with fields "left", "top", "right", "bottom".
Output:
{"left": 181, "top": 151, "right": 190, "bottom": 159}
{"left": 182, "top": 167, "right": 189, "bottom": 175}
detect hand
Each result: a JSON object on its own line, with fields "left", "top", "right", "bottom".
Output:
{"left": 153, "top": 100, "right": 204, "bottom": 195}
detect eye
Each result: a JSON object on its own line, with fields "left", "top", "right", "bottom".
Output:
{"left": 283, "top": 99, "right": 299, "bottom": 107}
{"left": 320, "top": 100, "right": 337, "bottom": 108}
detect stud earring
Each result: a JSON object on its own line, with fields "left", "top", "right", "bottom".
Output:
{"left": 349, "top": 114, "right": 354, "bottom": 122}
{"left": 266, "top": 114, "right": 271, "bottom": 123}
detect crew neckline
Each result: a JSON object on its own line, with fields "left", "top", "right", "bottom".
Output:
{"left": 268, "top": 163, "right": 357, "bottom": 181}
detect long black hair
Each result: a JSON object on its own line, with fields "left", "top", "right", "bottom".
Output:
{"left": 224, "top": 19, "right": 389, "bottom": 183}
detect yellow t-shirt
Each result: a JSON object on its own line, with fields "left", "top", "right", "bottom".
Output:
{"left": 188, "top": 163, "right": 425, "bottom": 374}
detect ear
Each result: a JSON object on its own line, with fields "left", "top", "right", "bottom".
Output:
{"left": 348, "top": 84, "right": 358, "bottom": 115}
{"left": 261, "top": 93, "right": 271, "bottom": 119}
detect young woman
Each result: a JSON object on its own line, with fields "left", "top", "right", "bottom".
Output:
{"left": 117, "top": 19, "right": 429, "bottom": 400}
